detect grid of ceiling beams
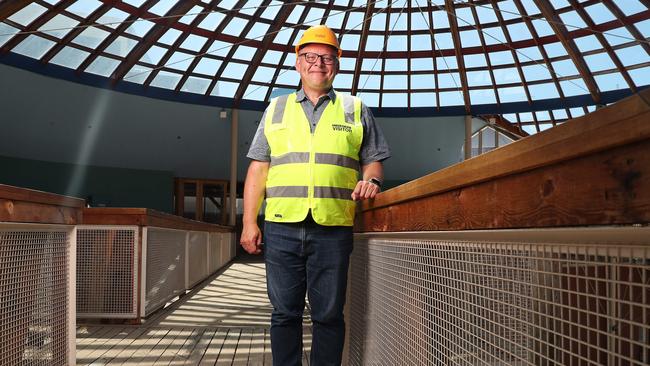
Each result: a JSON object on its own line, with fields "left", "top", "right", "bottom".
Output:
{"left": 1, "top": 0, "right": 649, "bottom": 134}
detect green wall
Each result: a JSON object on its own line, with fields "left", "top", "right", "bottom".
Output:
{"left": 0, "top": 155, "right": 174, "bottom": 212}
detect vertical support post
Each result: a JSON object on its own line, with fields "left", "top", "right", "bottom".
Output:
{"left": 68, "top": 225, "right": 77, "bottom": 366}
{"left": 464, "top": 115, "right": 472, "bottom": 160}
{"left": 229, "top": 109, "right": 238, "bottom": 226}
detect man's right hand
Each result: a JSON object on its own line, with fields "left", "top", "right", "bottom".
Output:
{"left": 240, "top": 223, "right": 263, "bottom": 255}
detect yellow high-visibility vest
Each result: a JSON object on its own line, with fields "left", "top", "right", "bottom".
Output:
{"left": 264, "top": 92, "right": 363, "bottom": 226}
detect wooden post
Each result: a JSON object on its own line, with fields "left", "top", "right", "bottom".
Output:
{"left": 464, "top": 115, "right": 472, "bottom": 160}
{"left": 229, "top": 109, "right": 238, "bottom": 226}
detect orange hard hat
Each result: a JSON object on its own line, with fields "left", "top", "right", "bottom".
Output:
{"left": 295, "top": 25, "right": 342, "bottom": 57}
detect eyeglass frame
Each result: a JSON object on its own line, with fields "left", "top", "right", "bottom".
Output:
{"left": 297, "top": 52, "right": 338, "bottom": 65}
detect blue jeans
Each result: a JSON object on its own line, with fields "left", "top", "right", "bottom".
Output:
{"left": 264, "top": 214, "right": 353, "bottom": 366}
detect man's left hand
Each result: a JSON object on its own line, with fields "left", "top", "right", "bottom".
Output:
{"left": 351, "top": 180, "right": 380, "bottom": 201}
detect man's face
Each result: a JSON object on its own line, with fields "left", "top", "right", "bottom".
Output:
{"left": 295, "top": 43, "right": 338, "bottom": 93}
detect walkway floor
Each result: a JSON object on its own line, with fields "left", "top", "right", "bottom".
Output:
{"left": 76, "top": 261, "right": 313, "bottom": 365}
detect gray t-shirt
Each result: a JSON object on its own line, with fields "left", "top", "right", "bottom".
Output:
{"left": 247, "top": 89, "right": 391, "bottom": 165}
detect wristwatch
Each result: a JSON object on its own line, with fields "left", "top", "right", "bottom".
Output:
{"left": 368, "top": 177, "right": 382, "bottom": 189}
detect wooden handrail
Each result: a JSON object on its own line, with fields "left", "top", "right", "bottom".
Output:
{"left": 83, "top": 207, "right": 233, "bottom": 232}
{"left": 0, "top": 184, "right": 85, "bottom": 224}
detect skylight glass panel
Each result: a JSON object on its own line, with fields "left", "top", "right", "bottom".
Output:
{"left": 569, "top": 107, "right": 585, "bottom": 118}
{"left": 275, "top": 69, "right": 300, "bottom": 86}
{"left": 305, "top": 7, "right": 325, "bottom": 26}
{"left": 140, "top": 45, "right": 166, "bottom": 65}
{"left": 559, "top": 78, "right": 588, "bottom": 97}
{"left": 359, "top": 74, "right": 380, "bottom": 90}
{"left": 385, "top": 59, "right": 407, "bottom": 71}
{"left": 333, "top": 73, "right": 353, "bottom": 89}
{"left": 544, "top": 42, "right": 568, "bottom": 58}
{"left": 615, "top": 45, "right": 650, "bottom": 67}
{"left": 286, "top": 6, "right": 305, "bottom": 24}
{"left": 493, "top": 67, "right": 521, "bottom": 85}
{"left": 535, "top": 111, "right": 551, "bottom": 121}
{"left": 85, "top": 56, "right": 120, "bottom": 76}
{"left": 361, "top": 59, "right": 379, "bottom": 72}
{"left": 12, "top": 35, "right": 55, "bottom": 59}
{"left": 124, "top": 65, "right": 152, "bottom": 84}
{"left": 482, "top": 27, "right": 507, "bottom": 45}
{"left": 223, "top": 17, "right": 248, "bottom": 37}
{"left": 0, "top": 23, "right": 19, "bottom": 47}
{"left": 123, "top": 0, "right": 146, "bottom": 7}
{"left": 507, "top": 22, "right": 532, "bottom": 42}
{"left": 522, "top": 64, "right": 552, "bottom": 82}
{"left": 574, "top": 35, "right": 601, "bottom": 53}
{"left": 603, "top": 27, "right": 634, "bottom": 47}
{"left": 521, "top": 1, "right": 540, "bottom": 15}
{"left": 594, "top": 72, "right": 628, "bottom": 91}
{"left": 65, "top": 0, "right": 102, "bottom": 17}
{"left": 522, "top": 125, "right": 537, "bottom": 134}
{"left": 181, "top": 76, "right": 211, "bottom": 94}
{"left": 261, "top": 1, "right": 282, "bottom": 20}
{"left": 159, "top": 28, "right": 182, "bottom": 45}
{"left": 38, "top": 15, "right": 78, "bottom": 39}
{"left": 246, "top": 22, "right": 270, "bottom": 40}
{"left": 584, "top": 53, "right": 616, "bottom": 72}
{"left": 325, "top": 11, "right": 345, "bottom": 29}
{"left": 558, "top": 10, "right": 587, "bottom": 30}
{"left": 517, "top": 46, "right": 543, "bottom": 61}
{"left": 455, "top": 7, "right": 474, "bottom": 27}
{"left": 438, "top": 91, "right": 464, "bottom": 106}
{"left": 496, "top": 1, "right": 520, "bottom": 21}
{"left": 411, "top": 58, "right": 433, "bottom": 71}
{"left": 105, "top": 36, "right": 138, "bottom": 57}
{"left": 438, "top": 72, "right": 461, "bottom": 89}
{"left": 250, "top": 66, "right": 274, "bottom": 83}
{"left": 340, "top": 34, "right": 360, "bottom": 50}
{"left": 384, "top": 75, "right": 407, "bottom": 90}
{"left": 71, "top": 27, "right": 109, "bottom": 49}
{"left": 584, "top": 3, "right": 615, "bottom": 24}
{"left": 165, "top": 51, "right": 194, "bottom": 71}
{"left": 518, "top": 112, "right": 533, "bottom": 122}
{"left": 488, "top": 51, "right": 514, "bottom": 66}
{"left": 125, "top": 19, "right": 155, "bottom": 37}
{"left": 434, "top": 32, "right": 454, "bottom": 49}
{"left": 199, "top": 12, "right": 225, "bottom": 31}
{"left": 411, "top": 34, "right": 431, "bottom": 51}
{"left": 358, "top": 92, "right": 378, "bottom": 107}
{"left": 218, "top": 0, "right": 239, "bottom": 10}
{"left": 194, "top": 57, "right": 222, "bottom": 75}
{"left": 97, "top": 8, "right": 130, "bottom": 29}
{"left": 411, "top": 92, "right": 436, "bottom": 107}
{"left": 149, "top": 0, "right": 178, "bottom": 16}
{"left": 476, "top": 5, "right": 498, "bottom": 23}
{"left": 612, "top": 0, "right": 645, "bottom": 16}
{"left": 469, "top": 89, "right": 497, "bottom": 105}
{"left": 8, "top": 3, "right": 47, "bottom": 26}
{"left": 365, "top": 35, "right": 384, "bottom": 51}
{"left": 467, "top": 70, "right": 492, "bottom": 87}
{"left": 531, "top": 18, "right": 554, "bottom": 37}
{"left": 634, "top": 19, "right": 650, "bottom": 38}
{"left": 460, "top": 30, "right": 481, "bottom": 47}
{"left": 50, "top": 46, "right": 89, "bottom": 69}
{"left": 262, "top": 50, "right": 282, "bottom": 65}
{"left": 411, "top": 12, "right": 430, "bottom": 31}
{"left": 150, "top": 70, "right": 182, "bottom": 89}
{"left": 181, "top": 35, "right": 208, "bottom": 52}
{"left": 233, "top": 46, "right": 256, "bottom": 61}
{"left": 207, "top": 40, "right": 231, "bottom": 57}
{"left": 432, "top": 10, "right": 449, "bottom": 29}
{"left": 528, "top": 83, "right": 560, "bottom": 100}
{"left": 464, "top": 54, "right": 487, "bottom": 68}
{"left": 382, "top": 93, "right": 407, "bottom": 108}
{"left": 244, "top": 84, "right": 269, "bottom": 101}
{"left": 411, "top": 74, "right": 435, "bottom": 89}
{"left": 240, "top": 0, "right": 261, "bottom": 16}
{"left": 179, "top": 6, "right": 203, "bottom": 24}
{"left": 273, "top": 28, "right": 293, "bottom": 45}
{"left": 552, "top": 109, "right": 568, "bottom": 120}
{"left": 498, "top": 86, "right": 528, "bottom": 103}
{"left": 551, "top": 59, "right": 579, "bottom": 77}
{"left": 386, "top": 36, "right": 407, "bottom": 51}
{"left": 437, "top": 56, "right": 457, "bottom": 70}
{"left": 628, "top": 66, "right": 650, "bottom": 86}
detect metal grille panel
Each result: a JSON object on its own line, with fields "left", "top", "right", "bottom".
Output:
{"left": 221, "top": 232, "right": 232, "bottom": 267}
{"left": 186, "top": 231, "right": 209, "bottom": 289}
{"left": 76, "top": 226, "right": 138, "bottom": 318}
{"left": 142, "top": 227, "right": 186, "bottom": 317}
{"left": 1, "top": 226, "right": 73, "bottom": 366}
{"left": 208, "top": 232, "right": 222, "bottom": 273}
{"left": 349, "top": 234, "right": 650, "bottom": 366}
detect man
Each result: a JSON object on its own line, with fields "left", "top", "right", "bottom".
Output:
{"left": 240, "top": 24, "right": 390, "bottom": 366}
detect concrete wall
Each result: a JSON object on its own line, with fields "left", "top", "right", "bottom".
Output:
{"left": 0, "top": 63, "right": 472, "bottom": 198}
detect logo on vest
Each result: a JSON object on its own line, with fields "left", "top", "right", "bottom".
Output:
{"left": 332, "top": 124, "right": 352, "bottom": 133}
{"left": 274, "top": 213, "right": 283, "bottom": 218}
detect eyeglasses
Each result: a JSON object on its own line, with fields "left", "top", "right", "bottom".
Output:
{"left": 298, "top": 52, "right": 337, "bottom": 65}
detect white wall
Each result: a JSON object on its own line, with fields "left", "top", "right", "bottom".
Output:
{"left": 1, "top": 63, "right": 469, "bottom": 183}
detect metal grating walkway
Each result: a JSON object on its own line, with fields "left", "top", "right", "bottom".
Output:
{"left": 76, "top": 261, "right": 313, "bottom": 365}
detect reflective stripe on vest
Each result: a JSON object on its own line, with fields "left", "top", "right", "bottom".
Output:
{"left": 264, "top": 92, "right": 363, "bottom": 226}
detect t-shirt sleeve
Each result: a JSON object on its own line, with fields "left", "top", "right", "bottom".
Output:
{"left": 246, "top": 110, "right": 271, "bottom": 162}
{"left": 359, "top": 102, "right": 391, "bottom": 165}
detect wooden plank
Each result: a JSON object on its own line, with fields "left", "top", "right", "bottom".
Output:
{"left": 232, "top": 328, "right": 252, "bottom": 365}
{"left": 87, "top": 326, "right": 150, "bottom": 365}
{"left": 197, "top": 328, "right": 228, "bottom": 365}
{"left": 357, "top": 139, "right": 650, "bottom": 232}
{"left": 105, "top": 327, "right": 166, "bottom": 365}
{"left": 169, "top": 328, "right": 202, "bottom": 365}
{"left": 247, "top": 328, "right": 265, "bottom": 366}
{"left": 152, "top": 328, "right": 194, "bottom": 366}
{"left": 121, "top": 328, "right": 172, "bottom": 366}
{"left": 214, "top": 328, "right": 241, "bottom": 365}
{"left": 361, "top": 90, "right": 650, "bottom": 212}
{"left": 263, "top": 328, "right": 272, "bottom": 366}
{"left": 82, "top": 208, "right": 233, "bottom": 232}
{"left": 303, "top": 325, "right": 312, "bottom": 365}
{"left": 76, "top": 326, "right": 129, "bottom": 364}
{"left": 0, "top": 184, "right": 85, "bottom": 207}
{"left": 0, "top": 198, "right": 82, "bottom": 224}
{"left": 182, "top": 328, "right": 218, "bottom": 366}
